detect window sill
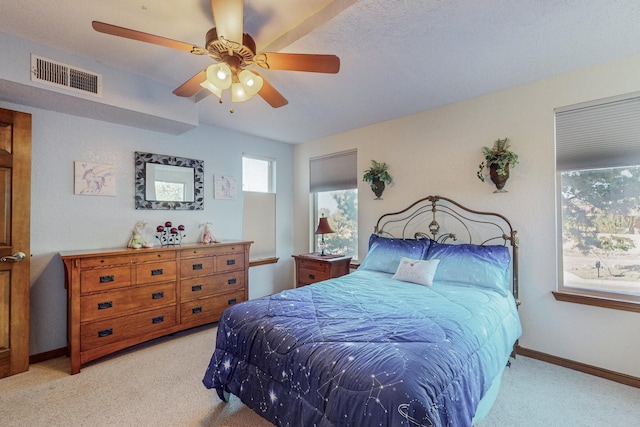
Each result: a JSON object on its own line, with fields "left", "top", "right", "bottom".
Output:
{"left": 552, "top": 291, "right": 640, "bottom": 313}
{"left": 249, "top": 257, "right": 279, "bottom": 268}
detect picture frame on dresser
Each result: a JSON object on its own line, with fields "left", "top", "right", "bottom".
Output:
{"left": 60, "top": 241, "right": 251, "bottom": 374}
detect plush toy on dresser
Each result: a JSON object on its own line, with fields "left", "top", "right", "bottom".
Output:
{"left": 200, "top": 222, "right": 218, "bottom": 244}
{"left": 127, "top": 221, "right": 153, "bottom": 249}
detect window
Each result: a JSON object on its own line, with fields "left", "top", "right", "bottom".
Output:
{"left": 560, "top": 166, "right": 640, "bottom": 300}
{"left": 310, "top": 150, "right": 358, "bottom": 259}
{"left": 315, "top": 189, "right": 358, "bottom": 258}
{"left": 243, "top": 156, "right": 275, "bottom": 193}
{"left": 555, "top": 93, "right": 640, "bottom": 309}
{"left": 242, "top": 155, "right": 276, "bottom": 260}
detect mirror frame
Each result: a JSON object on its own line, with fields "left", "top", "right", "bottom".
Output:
{"left": 135, "top": 151, "right": 204, "bottom": 210}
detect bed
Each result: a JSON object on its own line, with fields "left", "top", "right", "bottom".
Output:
{"left": 203, "top": 195, "right": 522, "bottom": 426}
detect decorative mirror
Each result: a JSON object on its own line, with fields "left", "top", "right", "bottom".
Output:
{"left": 135, "top": 151, "right": 204, "bottom": 210}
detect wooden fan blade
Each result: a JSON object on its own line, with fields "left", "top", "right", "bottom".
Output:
{"left": 92, "top": 21, "right": 206, "bottom": 54}
{"left": 254, "top": 53, "right": 340, "bottom": 73}
{"left": 173, "top": 69, "right": 207, "bottom": 97}
{"left": 210, "top": 0, "right": 244, "bottom": 45}
{"left": 257, "top": 76, "right": 288, "bottom": 108}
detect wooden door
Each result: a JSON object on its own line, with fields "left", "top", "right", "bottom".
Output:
{"left": 0, "top": 108, "right": 31, "bottom": 378}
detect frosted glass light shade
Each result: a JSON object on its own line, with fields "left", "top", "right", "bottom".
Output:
{"left": 200, "top": 79, "right": 223, "bottom": 99}
{"left": 205, "top": 63, "right": 232, "bottom": 89}
{"left": 231, "top": 82, "right": 252, "bottom": 102}
{"left": 238, "top": 70, "right": 264, "bottom": 96}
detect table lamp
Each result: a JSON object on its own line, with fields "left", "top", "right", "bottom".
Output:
{"left": 315, "top": 215, "right": 335, "bottom": 256}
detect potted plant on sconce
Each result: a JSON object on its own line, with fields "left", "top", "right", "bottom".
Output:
{"left": 476, "top": 138, "right": 519, "bottom": 192}
{"left": 363, "top": 160, "right": 393, "bottom": 199}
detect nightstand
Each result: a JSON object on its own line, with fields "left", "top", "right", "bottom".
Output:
{"left": 292, "top": 253, "right": 352, "bottom": 287}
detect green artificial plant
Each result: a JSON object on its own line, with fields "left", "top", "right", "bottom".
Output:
{"left": 476, "top": 137, "right": 519, "bottom": 182}
{"left": 362, "top": 160, "right": 393, "bottom": 190}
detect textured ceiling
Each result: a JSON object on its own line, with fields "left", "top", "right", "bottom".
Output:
{"left": 1, "top": 0, "right": 640, "bottom": 143}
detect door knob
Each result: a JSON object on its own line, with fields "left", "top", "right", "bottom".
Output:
{"left": 1, "top": 252, "right": 26, "bottom": 262}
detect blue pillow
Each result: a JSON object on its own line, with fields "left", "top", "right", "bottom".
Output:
{"left": 359, "top": 235, "right": 432, "bottom": 274}
{"left": 426, "top": 241, "right": 511, "bottom": 294}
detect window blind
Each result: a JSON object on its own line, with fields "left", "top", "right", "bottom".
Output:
{"left": 309, "top": 149, "right": 357, "bottom": 192}
{"left": 556, "top": 92, "right": 640, "bottom": 171}
{"left": 243, "top": 191, "right": 276, "bottom": 260}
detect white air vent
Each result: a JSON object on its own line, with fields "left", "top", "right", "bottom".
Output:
{"left": 31, "top": 54, "right": 102, "bottom": 97}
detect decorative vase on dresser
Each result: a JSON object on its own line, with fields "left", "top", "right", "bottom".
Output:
{"left": 61, "top": 241, "right": 251, "bottom": 374}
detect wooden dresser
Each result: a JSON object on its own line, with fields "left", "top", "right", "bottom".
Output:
{"left": 61, "top": 241, "right": 251, "bottom": 374}
{"left": 292, "top": 253, "right": 352, "bottom": 287}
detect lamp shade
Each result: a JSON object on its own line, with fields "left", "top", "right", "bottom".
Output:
{"left": 238, "top": 69, "right": 264, "bottom": 96}
{"left": 205, "top": 63, "right": 232, "bottom": 89}
{"left": 315, "top": 217, "right": 335, "bottom": 235}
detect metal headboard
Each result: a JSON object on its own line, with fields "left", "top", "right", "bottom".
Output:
{"left": 374, "top": 195, "right": 519, "bottom": 302}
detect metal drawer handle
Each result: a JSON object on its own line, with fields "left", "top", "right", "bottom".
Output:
{"left": 228, "top": 298, "right": 237, "bottom": 305}
{"left": 226, "top": 259, "right": 236, "bottom": 266}
{"left": 152, "top": 292, "right": 164, "bottom": 299}
{"left": 151, "top": 269, "right": 164, "bottom": 276}
{"left": 192, "top": 306, "right": 202, "bottom": 314}
{"left": 98, "top": 328, "right": 113, "bottom": 338}
{"left": 97, "top": 301, "right": 113, "bottom": 310}
{"left": 99, "top": 275, "right": 114, "bottom": 283}
{"left": 152, "top": 316, "right": 164, "bottom": 324}
{"left": 227, "top": 278, "right": 236, "bottom": 285}
{"left": 192, "top": 285, "right": 202, "bottom": 292}
{"left": 192, "top": 263, "right": 203, "bottom": 270}
{"left": 309, "top": 274, "right": 315, "bottom": 279}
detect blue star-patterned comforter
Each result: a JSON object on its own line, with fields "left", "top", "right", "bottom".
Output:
{"left": 203, "top": 269, "right": 522, "bottom": 426}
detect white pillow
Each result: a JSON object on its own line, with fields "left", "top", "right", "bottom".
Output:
{"left": 391, "top": 257, "right": 440, "bottom": 286}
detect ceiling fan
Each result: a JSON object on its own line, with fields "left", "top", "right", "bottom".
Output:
{"left": 92, "top": 0, "right": 340, "bottom": 108}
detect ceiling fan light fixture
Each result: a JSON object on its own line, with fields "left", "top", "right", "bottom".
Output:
{"left": 231, "top": 82, "right": 252, "bottom": 102}
{"left": 205, "top": 63, "right": 232, "bottom": 89}
{"left": 200, "top": 79, "right": 223, "bottom": 99}
{"left": 238, "top": 70, "right": 263, "bottom": 96}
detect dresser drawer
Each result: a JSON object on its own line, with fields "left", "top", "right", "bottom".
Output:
{"left": 180, "top": 245, "right": 245, "bottom": 258}
{"left": 180, "top": 273, "right": 245, "bottom": 302}
{"left": 80, "top": 306, "right": 176, "bottom": 351}
{"left": 80, "top": 255, "right": 131, "bottom": 268}
{"left": 135, "top": 261, "right": 176, "bottom": 284}
{"left": 133, "top": 251, "right": 176, "bottom": 262}
{"left": 81, "top": 265, "right": 132, "bottom": 294}
{"left": 180, "top": 247, "right": 219, "bottom": 258}
{"left": 180, "top": 290, "right": 244, "bottom": 325}
{"left": 296, "top": 258, "right": 330, "bottom": 273}
{"left": 215, "top": 253, "right": 245, "bottom": 273}
{"left": 180, "top": 257, "right": 215, "bottom": 278}
{"left": 298, "top": 267, "right": 331, "bottom": 285}
{"left": 80, "top": 282, "right": 176, "bottom": 323}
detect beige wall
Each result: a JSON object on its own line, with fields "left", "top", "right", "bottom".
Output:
{"left": 294, "top": 54, "right": 640, "bottom": 378}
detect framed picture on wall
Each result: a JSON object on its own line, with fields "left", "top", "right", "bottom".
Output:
{"left": 214, "top": 174, "right": 237, "bottom": 200}
{"left": 74, "top": 161, "right": 116, "bottom": 196}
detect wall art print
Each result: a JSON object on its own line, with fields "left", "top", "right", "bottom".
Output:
{"left": 74, "top": 161, "right": 116, "bottom": 196}
{"left": 214, "top": 175, "right": 237, "bottom": 200}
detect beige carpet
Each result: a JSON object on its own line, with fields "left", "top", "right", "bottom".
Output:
{"left": 0, "top": 325, "right": 272, "bottom": 427}
{"left": 1, "top": 324, "right": 639, "bottom": 426}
